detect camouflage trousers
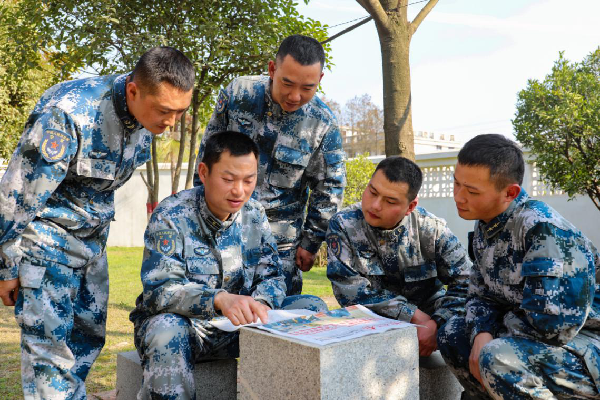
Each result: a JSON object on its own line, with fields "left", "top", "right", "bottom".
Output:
{"left": 279, "top": 247, "right": 303, "bottom": 296}
{"left": 15, "top": 254, "right": 109, "bottom": 400}
{"left": 438, "top": 315, "right": 600, "bottom": 400}
{"left": 134, "top": 295, "right": 327, "bottom": 400}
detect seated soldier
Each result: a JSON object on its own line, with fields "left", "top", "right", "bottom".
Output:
{"left": 129, "top": 131, "right": 327, "bottom": 400}
{"left": 326, "top": 156, "right": 471, "bottom": 357}
{"left": 438, "top": 134, "right": 600, "bottom": 399}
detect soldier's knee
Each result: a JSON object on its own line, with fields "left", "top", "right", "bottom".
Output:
{"left": 479, "top": 338, "right": 522, "bottom": 379}
{"left": 143, "top": 313, "right": 192, "bottom": 353}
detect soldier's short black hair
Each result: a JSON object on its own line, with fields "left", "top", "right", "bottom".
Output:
{"left": 457, "top": 134, "right": 524, "bottom": 190}
{"left": 201, "top": 131, "right": 259, "bottom": 172}
{"left": 131, "top": 47, "right": 195, "bottom": 94}
{"left": 374, "top": 156, "right": 423, "bottom": 201}
{"left": 276, "top": 35, "right": 325, "bottom": 69}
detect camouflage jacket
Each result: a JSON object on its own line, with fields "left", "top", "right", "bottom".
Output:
{"left": 466, "top": 189, "right": 600, "bottom": 346}
{"left": 0, "top": 74, "right": 152, "bottom": 281}
{"left": 326, "top": 203, "right": 471, "bottom": 324}
{"left": 129, "top": 186, "right": 287, "bottom": 323}
{"left": 193, "top": 76, "right": 346, "bottom": 253}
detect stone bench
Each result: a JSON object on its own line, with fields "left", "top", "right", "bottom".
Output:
{"left": 238, "top": 327, "right": 463, "bottom": 400}
{"left": 238, "top": 326, "right": 420, "bottom": 399}
{"left": 419, "top": 351, "right": 463, "bottom": 400}
{"left": 115, "top": 351, "right": 237, "bottom": 400}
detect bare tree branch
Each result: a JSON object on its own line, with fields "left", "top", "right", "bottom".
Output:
{"left": 410, "top": 0, "right": 438, "bottom": 36}
{"left": 357, "top": 0, "right": 390, "bottom": 33}
{"left": 321, "top": 17, "right": 373, "bottom": 45}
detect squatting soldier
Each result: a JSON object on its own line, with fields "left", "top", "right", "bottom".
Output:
{"left": 130, "top": 131, "right": 327, "bottom": 399}
{"left": 326, "top": 156, "right": 471, "bottom": 357}
{"left": 0, "top": 47, "right": 194, "bottom": 399}
{"left": 438, "top": 134, "right": 600, "bottom": 399}
{"left": 194, "top": 34, "right": 346, "bottom": 295}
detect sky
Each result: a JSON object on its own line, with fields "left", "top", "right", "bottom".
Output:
{"left": 298, "top": 0, "right": 600, "bottom": 141}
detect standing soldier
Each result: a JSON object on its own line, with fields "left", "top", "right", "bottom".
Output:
{"left": 0, "top": 47, "right": 195, "bottom": 399}
{"left": 194, "top": 34, "right": 346, "bottom": 295}
{"left": 438, "top": 134, "right": 600, "bottom": 399}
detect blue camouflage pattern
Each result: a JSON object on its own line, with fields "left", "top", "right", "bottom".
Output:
{"left": 326, "top": 203, "right": 471, "bottom": 324}
{"left": 193, "top": 76, "right": 346, "bottom": 295}
{"left": 130, "top": 186, "right": 327, "bottom": 399}
{"left": 438, "top": 189, "right": 600, "bottom": 399}
{"left": 0, "top": 73, "right": 152, "bottom": 399}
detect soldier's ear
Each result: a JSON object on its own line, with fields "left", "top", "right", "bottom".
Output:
{"left": 198, "top": 162, "right": 209, "bottom": 184}
{"left": 268, "top": 60, "right": 277, "bottom": 79}
{"left": 405, "top": 197, "right": 418, "bottom": 216}
{"left": 505, "top": 184, "right": 521, "bottom": 202}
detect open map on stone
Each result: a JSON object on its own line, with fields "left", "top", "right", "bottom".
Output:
{"left": 210, "top": 305, "right": 414, "bottom": 345}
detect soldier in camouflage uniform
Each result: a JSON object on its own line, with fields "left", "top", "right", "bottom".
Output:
{"left": 326, "top": 156, "right": 471, "bottom": 357}
{"left": 193, "top": 35, "right": 346, "bottom": 296}
{"left": 131, "top": 131, "right": 327, "bottom": 400}
{"left": 0, "top": 47, "right": 195, "bottom": 399}
{"left": 438, "top": 134, "right": 600, "bottom": 399}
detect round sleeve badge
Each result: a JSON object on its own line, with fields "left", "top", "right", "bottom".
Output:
{"left": 216, "top": 89, "right": 229, "bottom": 114}
{"left": 327, "top": 234, "right": 342, "bottom": 258}
{"left": 40, "top": 129, "right": 71, "bottom": 162}
{"left": 154, "top": 229, "right": 177, "bottom": 256}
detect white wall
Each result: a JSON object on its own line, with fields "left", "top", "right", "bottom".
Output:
{"left": 108, "top": 164, "right": 191, "bottom": 247}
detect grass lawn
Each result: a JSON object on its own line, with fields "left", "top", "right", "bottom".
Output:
{"left": 0, "top": 247, "right": 336, "bottom": 399}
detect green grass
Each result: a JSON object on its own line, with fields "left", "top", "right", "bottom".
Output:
{"left": 0, "top": 247, "right": 335, "bottom": 398}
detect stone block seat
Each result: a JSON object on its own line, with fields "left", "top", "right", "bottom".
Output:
{"left": 419, "top": 350, "right": 463, "bottom": 400}
{"left": 115, "top": 351, "right": 237, "bottom": 400}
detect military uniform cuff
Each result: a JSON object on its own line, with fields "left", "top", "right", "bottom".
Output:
{"left": 208, "top": 289, "right": 227, "bottom": 317}
{"left": 299, "top": 236, "right": 322, "bottom": 255}
{"left": 470, "top": 325, "right": 494, "bottom": 347}
{"left": 0, "top": 265, "right": 19, "bottom": 281}
{"left": 398, "top": 303, "right": 418, "bottom": 322}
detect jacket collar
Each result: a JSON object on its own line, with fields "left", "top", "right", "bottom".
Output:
{"left": 480, "top": 188, "right": 529, "bottom": 239}
{"left": 112, "top": 73, "right": 142, "bottom": 133}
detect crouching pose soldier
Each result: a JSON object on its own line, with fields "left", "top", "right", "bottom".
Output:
{"left": 130, "top": 131, "right": 327, "bottom": 399}
{"left": 438, "top": 134, "right": 600, "bottom": 399}
{"left": 326, "top": 156, "right": 471, "bottom": 357}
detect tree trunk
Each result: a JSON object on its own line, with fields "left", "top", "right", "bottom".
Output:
{"left": 151, "top": 137, "right": 159, "bottom": 209}
{"left": 172, "top": 111, "right": 187, "bottom": 194}
{"left": 376, "top": 2, "right": 415, "bottom": 160}
{"left": 185, "top": 88, "right": 200, "bottom": 189}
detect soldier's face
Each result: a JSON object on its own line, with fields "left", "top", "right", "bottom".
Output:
{"left": 268, "top": 55, "right": 323, "bottom": 112}
{"left": 198, "top": 151, "right": 258, "bottom": 221}
{"left": 361, "top": 170, "right": 418, "bottom": 229}
{"left": 453, "top": 163, "right": 519, "bottom": 223}
{"left": 127, "top": 81, "right": 192, "bottom": 134}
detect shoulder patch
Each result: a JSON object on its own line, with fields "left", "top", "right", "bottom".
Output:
{"left": 154, "top": 229, "right": 177, "bottom": 256}
{"left": 40, "top": 129, "right": 71, "bottom": 162}
{"left": 216, "top": 89, "right": 229, "bottom": 114}
{"left": 327, "top": 234, "right": 342, "bottom": 258}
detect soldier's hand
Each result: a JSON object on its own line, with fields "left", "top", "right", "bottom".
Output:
{"left": 469, "top": 332, "right": 493, "bottom": 388}
{"left": 416, "top": 319, "right": 438, "bottom": 356}
{"left": 296, "top": 246, "right": 316, "bottom": 272}
{"left": 214, "top": 292, "right": 271, "bottom": 326}
{"left": 0, "top": 278, "right": 20, "bottom": 306}
{"left": 411, "top": 309, "right": 437, "bottom": 356}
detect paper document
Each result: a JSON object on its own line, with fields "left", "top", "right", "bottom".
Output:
{"left": 254, "top": 304, "right": 414, "bottom": 345}
{"left": 209, "top": 309, "right": 317, "bottom": 332}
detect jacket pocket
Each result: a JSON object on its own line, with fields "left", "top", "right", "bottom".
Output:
{"left": 76, "top": 158, "right": 117, "bottom": 180}
{"left": 521, "top": 258, "right": 563, "bottom": 315}
{"left": 268, "top": 144, "right": 311, "bottom": 188}
{"left": 404, "top": 262, "right": 438, "bottom": 282}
